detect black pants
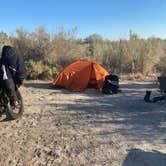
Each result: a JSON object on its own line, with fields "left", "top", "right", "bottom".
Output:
{"left": 0, "top": 78, "right": 17, "bottom": 103}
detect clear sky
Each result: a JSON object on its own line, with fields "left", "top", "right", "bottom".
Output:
{"left": 0, "top": 0, "right": 166, "bottom": 40}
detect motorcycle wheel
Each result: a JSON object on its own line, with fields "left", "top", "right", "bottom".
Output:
{"left": 6, "top": 89, "right": 24, "bottom": 120}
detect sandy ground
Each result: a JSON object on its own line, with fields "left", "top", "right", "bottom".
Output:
{"left": 0, "top": 79, "right": 165, "bottom": 166}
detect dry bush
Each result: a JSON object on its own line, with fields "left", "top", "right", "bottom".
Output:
{"left": 128, "top": 72, "right": 146, "bottom": 80}
{"left": 25, "top": 60, "right": 57, "bottom": 80}
{"left": 158, "top": 56, "right": 166, "bottom": 76}
{"left": 5, "top": 28, "right": 166, "bottom": 80}
{"left": 0, "top": 32, "right": 11, "bottom": 53}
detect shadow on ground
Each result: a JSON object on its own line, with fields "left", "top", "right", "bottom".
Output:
{"left": 123, "top": 148, "right": 166, "bottom": 166}
{"left": 47, "top": 81, "right": 165, "bottom": 143}
{"left": 24, "top": 82, "right": 52, "bottom": 89}
{"left": 24, "top": 81, "right": 166, "bottom": 143}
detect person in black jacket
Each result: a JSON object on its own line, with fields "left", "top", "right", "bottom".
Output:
{"left": 0, "top": 45, "right": 26, "bottom": 108}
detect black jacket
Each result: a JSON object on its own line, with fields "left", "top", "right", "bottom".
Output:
{"left": 102, "top": 74, "right": 119, "bottom": 94}
{"left": 0, "top": 45, "right": 26, "bottom": 84}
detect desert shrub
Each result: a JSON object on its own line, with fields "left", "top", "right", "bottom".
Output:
{"left": 51, "top": 66, "right": 62, "bottom": 77}
{"left": 11, "top": 26, "right": 51, "bottom": 60}
{"left": 158, "top": 56, "right": 166, "bottom": 76}
{"left": 4, "top": 27, "right": 166, "bottom": 79}
{"left": 128, "top": 72, "right": 145, "bottom": 80}
{"left": 25, "top": 60, "right": 62, "bottom": 80}
{"left": 25, "top": 60, "right": 44, "bottom": 79}
{"left": 38, "top": 66, "right": 53, "bottom": 80}
{"left": 101, "top": 32, "right": 164, "bottom": 75}
{"left": 0, "top": 32, "right": 11, "bottom": 53}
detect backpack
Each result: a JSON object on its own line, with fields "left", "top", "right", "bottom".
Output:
{"left": 102, "top": 74, "right": 119, "bottom": 94}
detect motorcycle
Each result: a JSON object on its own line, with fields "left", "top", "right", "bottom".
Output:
{"left": 0, "top": 87, "right": 23, "bottom": 120}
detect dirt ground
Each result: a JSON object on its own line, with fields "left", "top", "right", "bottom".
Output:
{"left": 0, "top": 79, "right": 165, "bottom": 166}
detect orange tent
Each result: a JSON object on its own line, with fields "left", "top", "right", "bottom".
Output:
{"left": 53, "top": 60, "right": 109, "bottom": 92}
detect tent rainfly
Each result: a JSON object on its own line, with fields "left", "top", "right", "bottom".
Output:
{"left": 53, "top": 60, "right": 109, "bottom": 92}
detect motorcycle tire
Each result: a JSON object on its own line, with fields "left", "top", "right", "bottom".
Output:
{"left": 6, "top": 89, "right": 24, "bottom": 120}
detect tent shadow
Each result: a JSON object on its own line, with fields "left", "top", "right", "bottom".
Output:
{"left": 123, "top": 148, "right": 166, "bottom": 166}
{"left": 24, "top": 82, "right": 83, "bottom": 95}
{"left": 24, "top": 82, "right": 52, "bottom": 89}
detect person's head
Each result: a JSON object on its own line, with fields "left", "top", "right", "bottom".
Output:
{"left": 2, "top": 45, "right": 15, "bottom": 57}
{"left": 1, "top": 45, "right": 18, "bottom": 66}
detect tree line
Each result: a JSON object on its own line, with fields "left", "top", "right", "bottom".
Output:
{"left": 0, "top": 26, "right": 166, "bottom": 79}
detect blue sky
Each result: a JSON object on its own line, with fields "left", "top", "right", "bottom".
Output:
{"left": 0, "top": 0, "right": 166, "bottom": 40}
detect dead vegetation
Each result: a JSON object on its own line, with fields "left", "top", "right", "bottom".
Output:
{"left": 0, "top": 27, "right": 166, "bottom": 80}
